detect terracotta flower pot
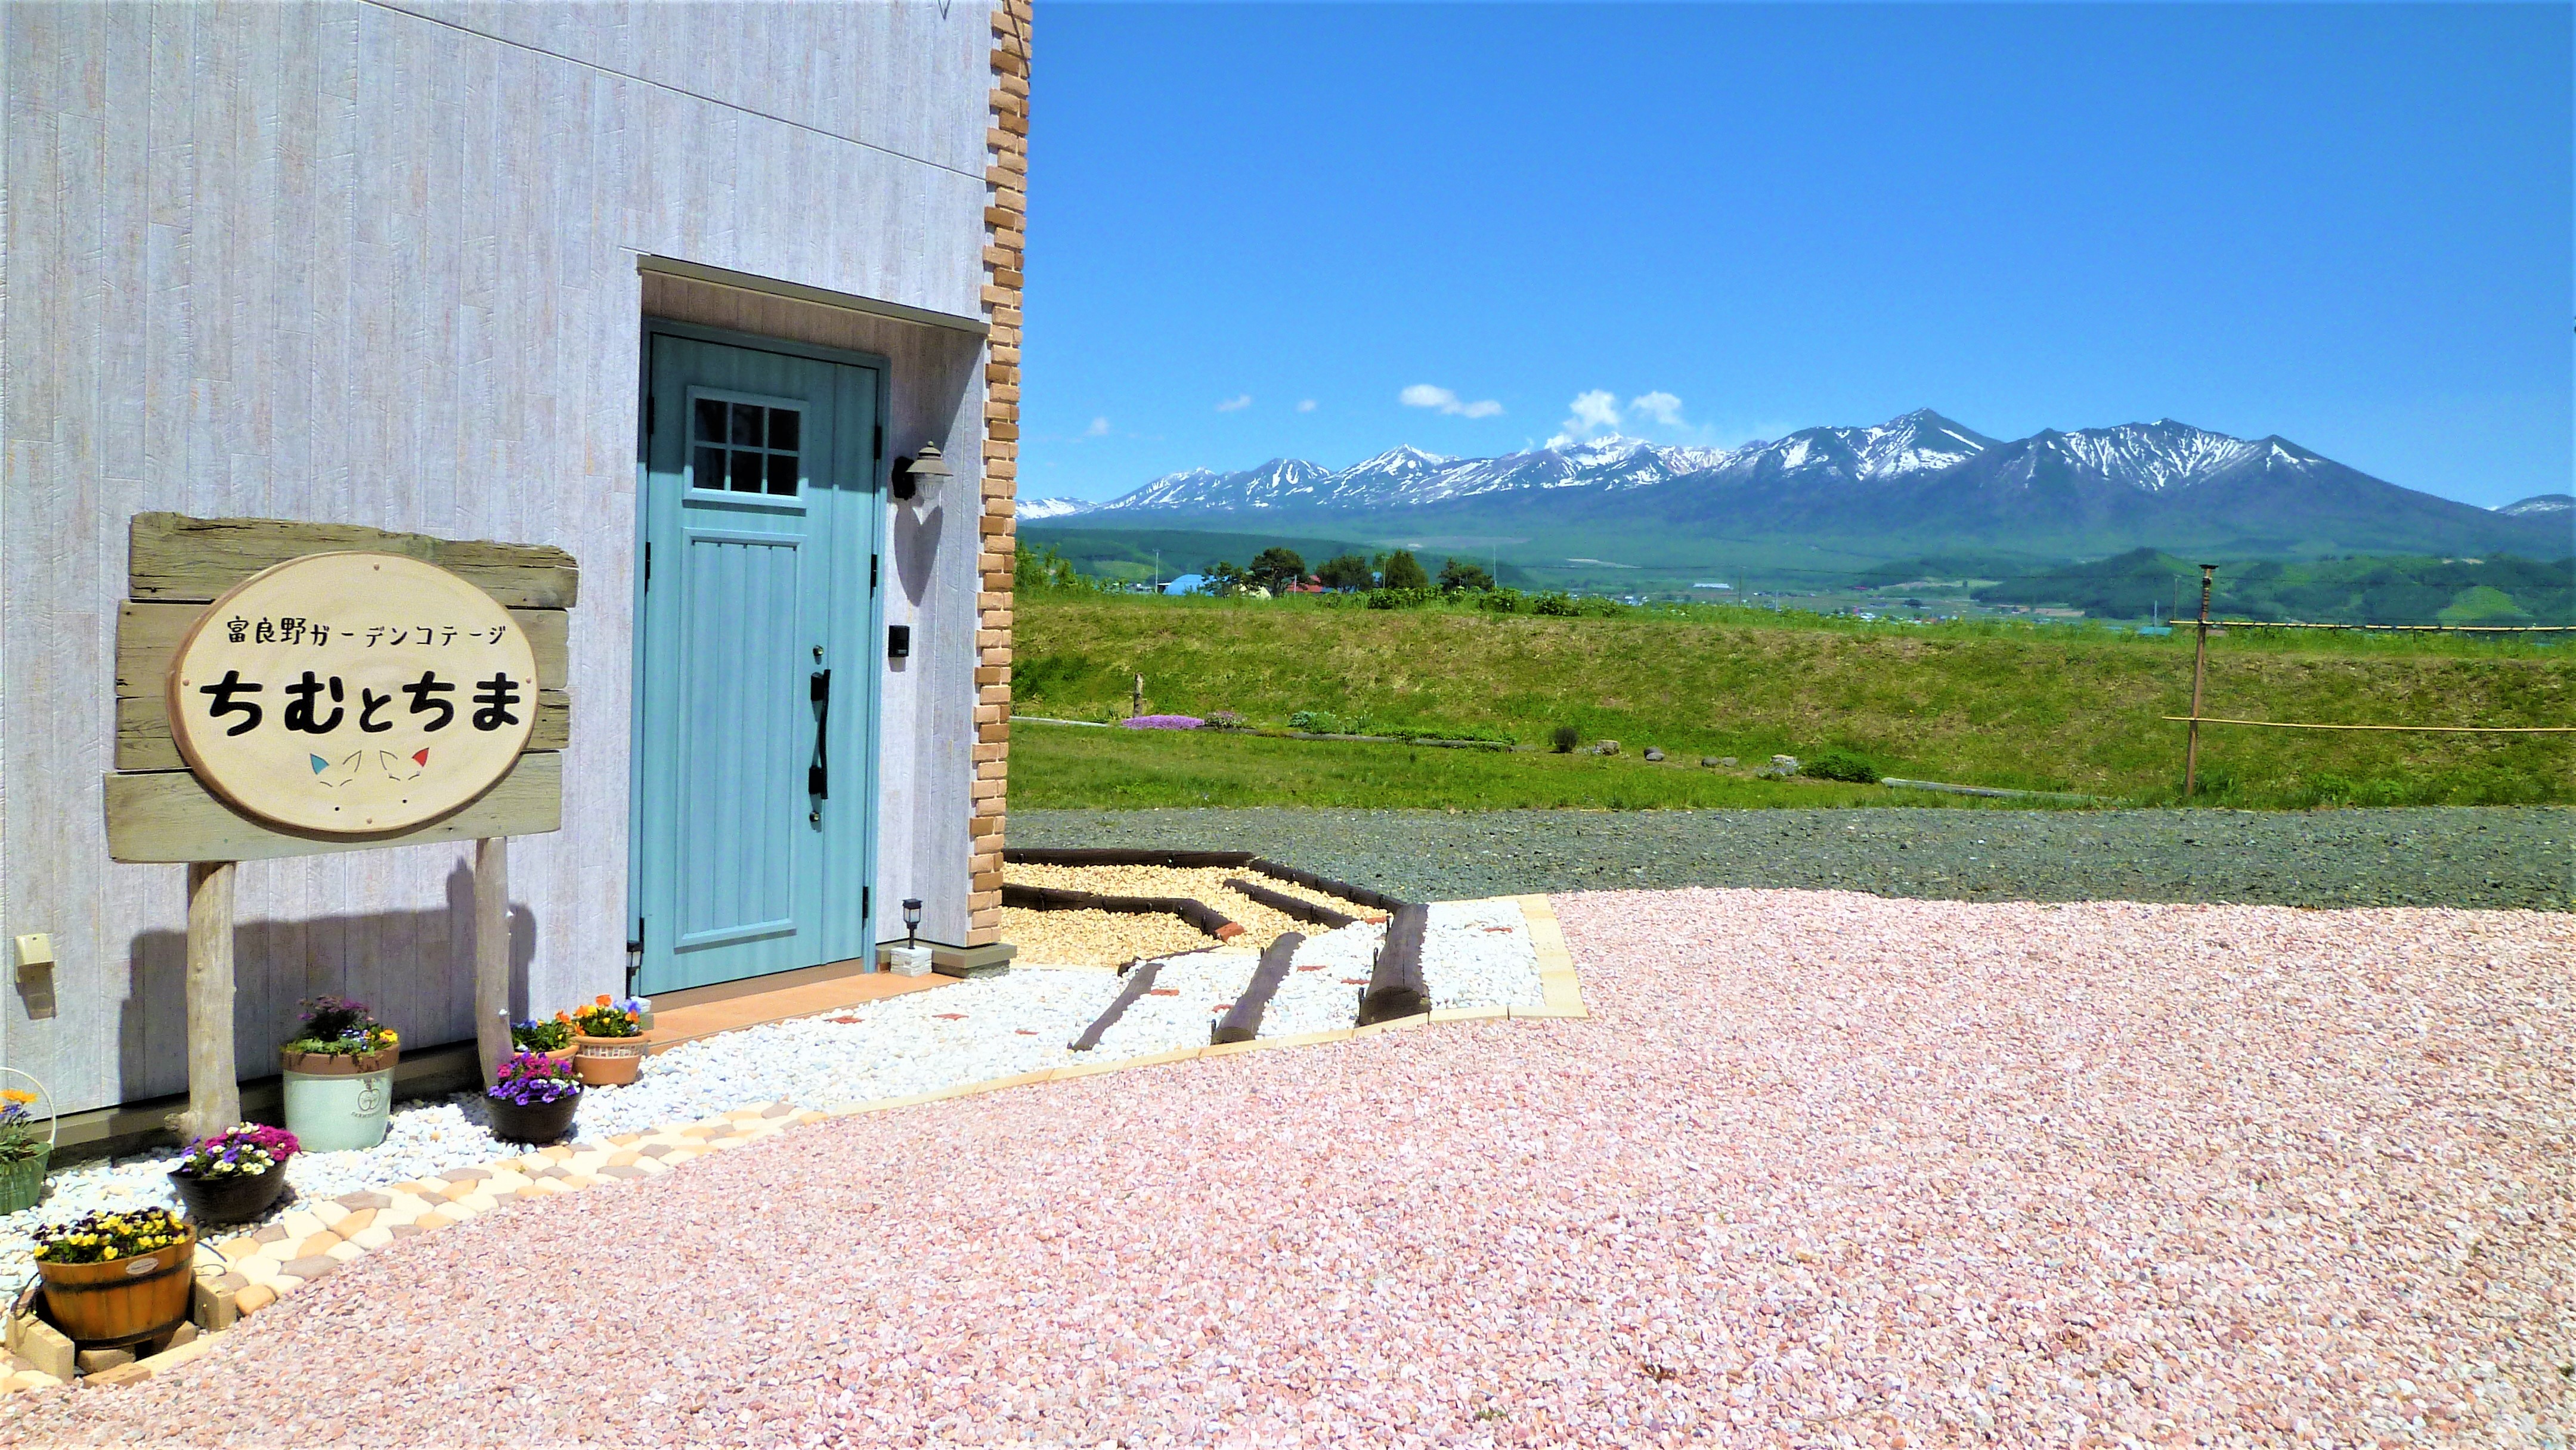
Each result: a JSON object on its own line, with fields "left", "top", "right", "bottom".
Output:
{"left": 168, "top": 1167, "right": 289, "bottom": 1225}
{"left": 277, "top": 1045, "right": 398, "bottom": 1077}
{"left": 38, "top": 1228, "right": 195, "bottom": 1347}
{"left": 570, "top": 1033, "right": 649, "bottom": 1088}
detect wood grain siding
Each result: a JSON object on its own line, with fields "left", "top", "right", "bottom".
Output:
{"left": 2, "top": 1, "right": 998, "bottom": 1113}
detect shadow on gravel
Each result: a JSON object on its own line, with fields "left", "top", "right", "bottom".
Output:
{"left": 1014, "top": 807, "right": 2572, "bottom": 912}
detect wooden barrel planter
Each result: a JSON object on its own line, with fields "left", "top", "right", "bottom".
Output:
{"left": 168, "top": 1168, "right": 289, "bottom": 1226}
{"left": 39, "top": 1229, "right": 196, "bottom": 1347}
{"left": 571, "top": 1034, "right": 649, "bottom": 1087}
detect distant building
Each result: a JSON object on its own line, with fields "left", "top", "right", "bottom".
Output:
{"left": 1163, "top": 574, "right": 1211, "bottom": 596}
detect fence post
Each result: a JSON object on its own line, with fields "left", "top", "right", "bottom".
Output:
{"left": 181, "top": 860, "right": 240, "bottom": 1142}
{"left": 2185, "top": 563, "right": 2215, "bottom": 799}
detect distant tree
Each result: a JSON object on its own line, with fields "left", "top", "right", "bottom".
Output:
{"left": 1203, "top": 560, "right": 1252, "bottom": 596}
{"left": 1249, "top": 547, "right": 1308, "bottom": 593}
{"left": 1315, "top": 553, "right": 1375, "bottom": 591}
{"left": 1377, "top": 550, "right": 1429, "bottom": 591}
{"left": 1438, "top": 557, "right": 1496, "bottom": 593}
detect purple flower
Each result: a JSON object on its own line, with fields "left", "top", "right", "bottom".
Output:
{"left": 1120, "top": 714, "right": 1205, "bottom": 730}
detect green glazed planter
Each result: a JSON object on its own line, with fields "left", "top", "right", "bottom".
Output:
{"left": 0, "top": 1149, "right": 48, "bottom": 1213}
{"left": 280, "top": 1046, "right": 397, "bottom": 1152}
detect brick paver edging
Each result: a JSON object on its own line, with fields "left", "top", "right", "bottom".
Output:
{"left": 7, "top": 894, "right": 1583, "bottom": 1392}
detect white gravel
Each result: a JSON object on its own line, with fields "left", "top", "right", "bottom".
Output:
{"left": 3, "top": 902, "right": 1546, "bottom": 1269}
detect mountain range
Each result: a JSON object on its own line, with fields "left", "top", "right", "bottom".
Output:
{"left": 1035, "top": 411, "right": 2570, "bottom": 568}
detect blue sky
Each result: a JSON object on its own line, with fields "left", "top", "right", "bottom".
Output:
{"left": 1019, "top": 4, "right": 2572, "bottom": 509}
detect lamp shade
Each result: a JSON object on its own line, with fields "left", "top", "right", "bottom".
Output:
{"left": 893, "top": 441, "right": 953, "bottom": 500}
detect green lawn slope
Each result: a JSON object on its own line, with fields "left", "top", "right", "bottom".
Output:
{"left": 1013, "top": 593, "right": 2573, "bottom": 809}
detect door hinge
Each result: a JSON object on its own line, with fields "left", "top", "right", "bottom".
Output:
{"left": 646, "top": 394, "right": 656, "bottom": 436}
{"left": 863, "top": 887, "right": 871, "bottom": 919}
{"left": 644, "top": 542, "right": 652, "bottom": 591}
{"left": 874, "top": 424, "right": 883, "bottom": 461}
{"left": 870, "top": 553, "right": 879, "bottom": 592}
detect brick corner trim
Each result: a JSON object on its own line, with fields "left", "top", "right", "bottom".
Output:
{"left": 971, "top": 0, "right": 1032, "bottom": 947}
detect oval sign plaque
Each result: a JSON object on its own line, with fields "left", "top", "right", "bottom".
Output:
{"left": 168, "top": 553, "right": 540, "bottom": 836}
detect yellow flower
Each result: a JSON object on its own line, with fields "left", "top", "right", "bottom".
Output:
{"left": 0, "top": 1089, "right": 35, "bottom": 1104}
{"left": 381, "top": 1030, "right": 400, "bottom": 1045}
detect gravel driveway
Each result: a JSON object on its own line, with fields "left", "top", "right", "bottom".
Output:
{"left": 1018, "top": 805, "right": 2573, "bottom": 911}
{"left": 5, "top": 890, "right": 2563, "bottom": 1446}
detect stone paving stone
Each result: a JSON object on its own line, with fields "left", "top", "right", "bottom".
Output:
{"left": 276, "top": 1210, "right": 326, "bottom": 1239}
{"left": 309, "top": 1201, "right": 349, "bottom": 1228}
{"left": 348, "top": 1226, "right": 394, "bottom": 1250}
{"left": 605, "top": 1132, "right": 643, "bottom": 1147}
{"left": 385, "top": 1223, "right": 424, "bottom": 1240}
{"left": 249, "top": 1224, "right": 288, "bottom": 1245}
{"left": 438, "top": 1167, "right": 490, "bottom": 1183}
{"left": 385, "top": 1192, "right": 435, "bottom": 1220}
{"left": 605, "top": 1150, "right": 642, "bottom": 1167}
{"left": 233, "top": 1284, "right": 275, "bottom": 1316}
{"left": 215, "top": 1235, "right": 260, "bottom": 1263}
{"left": 266, "top": 1274, "right": 305, "bottom": 1297}
{"left": 336, "top": 1191, "right": 392, "bottom": 1212}
{"left": 278, "top": 1256, "right": 338, "bottom": 1282}
{"left": 294, "top": 1232, "right": 343, "bottom": 1259}
{"left": 335, "top": 1209, "right": 376, "bottom": 1236}
{"left": 597, "top": 1165, "right": 648, "bottom": 1180}
{"left": 322, "top": 1243, "right": 365, "bottom": 1263}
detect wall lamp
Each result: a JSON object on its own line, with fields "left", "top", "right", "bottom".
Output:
{"left": 891, "top": 441, "right": 952, "bottom": 501}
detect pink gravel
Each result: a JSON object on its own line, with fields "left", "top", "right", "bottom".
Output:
{"left": 5, "top": 889, "right": 2568, "bottom": 1448}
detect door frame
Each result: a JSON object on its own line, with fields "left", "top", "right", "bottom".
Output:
{"left": 628, "top": 317, "right": 894, "bottom": 993}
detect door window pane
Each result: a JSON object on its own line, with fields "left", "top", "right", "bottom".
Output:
{"left": 689, "top": 398, "right": 804, "bottom": 497}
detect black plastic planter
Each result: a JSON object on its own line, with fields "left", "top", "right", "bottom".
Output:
{"left": 487, "top": 1092, "right": 581, "bottom": 1144}
{"left": 168, "top": 1166, "right": 290, "bottom": 1226}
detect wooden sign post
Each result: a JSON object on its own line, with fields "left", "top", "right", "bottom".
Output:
{"left": 106, "top": 515, "right": 574, "bottom": 1140}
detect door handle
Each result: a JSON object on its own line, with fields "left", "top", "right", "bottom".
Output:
{"left": 808, "top": 668, "right": 832, "bottom": 801}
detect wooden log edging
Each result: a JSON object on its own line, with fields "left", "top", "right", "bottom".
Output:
{"left": 1000, "top": 882, "right": 1244, "bottom": 940}
{"left": 1213, "top": 932, "right": 1303, "bottom": 1045}
{"left": 1224, "top": 876, "right": 1360, "bottom": 930}
{"left": 1005, "top": 847, "right": 1257, "bottom": 869}
{"left": 1246, "top": 857, "right": 1411, "bottom": 915}
{"left": 1358, "top": 903, "right": 1431, "bottom": 1026}
{"left": 1069, "top": 959, "right": 1164, "bottom": 1052}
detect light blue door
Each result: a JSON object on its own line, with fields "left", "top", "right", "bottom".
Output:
{"left": 633, "top": 330, "right": 882, "bottom": 993}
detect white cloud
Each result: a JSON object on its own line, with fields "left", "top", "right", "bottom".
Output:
{"left": 1296, "top": 398, "right": 1317, "bottom": 413}
{"left": 1083, "top": 416, "right": 1111, "bottom": 437}
{"left": 1400, "top": 383, "right": 1503, "bottom": 419}
{"left": 1628, "top": 391, "right": 1685, "bottom": 427}
{"left": 1215, "top": 394, "right": 1252, "bottom": 413}
{"left": 1561, "top": 389, "right": 1622, "bottom": 436}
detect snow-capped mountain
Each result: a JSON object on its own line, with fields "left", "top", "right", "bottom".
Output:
{"left": 1018, "top": 496, "right": 1094, "bottom": 520}
{"left": 1051, "top": 409, "right": 2563, "bottom": 560}
{"left": 2497, "top": 493, "right": 2573, "bottom": 519}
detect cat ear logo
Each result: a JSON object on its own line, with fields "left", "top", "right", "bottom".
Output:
{"left": 311, "top": 751, "right": 364, "bottom": 789}
{"left": 413, "top": 748, "right": 431, "bottom": 766}
{"left": 309, "top": 754, "right": 329, "bottom": 774}
{"left": 379, "top": 751, "right": 423, "bottom": 782}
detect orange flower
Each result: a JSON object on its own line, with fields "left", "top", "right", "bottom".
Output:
{"left": 595, "top": 994, "right": 612, "bottom": 1006}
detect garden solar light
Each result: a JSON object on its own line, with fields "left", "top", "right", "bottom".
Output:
{"left": 891, "top": 441, "right": 951, "bottom": 501}
{"left": 902, "top": 898, "right": 923, "bottom": 949}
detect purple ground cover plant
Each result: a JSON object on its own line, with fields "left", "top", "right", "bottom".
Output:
{"left": 1120, "top": 714, "right": 1204, "bottom": 730}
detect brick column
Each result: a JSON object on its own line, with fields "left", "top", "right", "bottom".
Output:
{"left": 970, "top": 0, "right": 1030, "bottom": 947}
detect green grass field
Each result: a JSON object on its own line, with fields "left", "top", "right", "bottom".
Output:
{"left": 1013, "top": 592, "right": 2574, "bottom": 809}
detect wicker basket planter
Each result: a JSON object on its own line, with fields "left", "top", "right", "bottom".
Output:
{"left": 280, "top": 1045, "right": 399, "bottom": 1152}
{"left": 570, "top": 1033, "right": 649, "bottom": 1087}
{"left": 0, "top": 1065, "right": 55, "bottom": 1213}
{"left": 169, "top": 1167, "right": 290, "bottom": 1225}
{"left": 0, "top": 1150, "right": 47, "bottom": 1214}
{"left": 38, "top": 1227, "right": 196, "bottom": 1347}
{"left": 487, "top": 1093, "right": 581, "bottom": 1144}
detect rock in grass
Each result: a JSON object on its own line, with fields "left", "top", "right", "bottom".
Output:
{"left": 1643, "top": 748, "right": 1665, "bottom": 762}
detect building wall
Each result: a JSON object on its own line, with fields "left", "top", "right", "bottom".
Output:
{"left": 0, "top": 1, "right": 1001, "bottom": 1114}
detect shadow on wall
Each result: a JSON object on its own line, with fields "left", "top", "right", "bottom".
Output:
{"left": 117, "top": 859, "right": 535, "bottom": 1104}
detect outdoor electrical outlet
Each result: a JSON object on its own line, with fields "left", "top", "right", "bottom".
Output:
{"left": 14, "top": 934, "right": 52, "bottom": 974}
{"left": 887, "top": 624, "right": 911, "bottom": 659}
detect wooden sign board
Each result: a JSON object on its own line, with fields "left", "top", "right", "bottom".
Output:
{"left": 105, "top": 514, "right": 579, "bottom": 1135}
{"left": 167, "top": 553, "right": 540, "bottom": 836}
